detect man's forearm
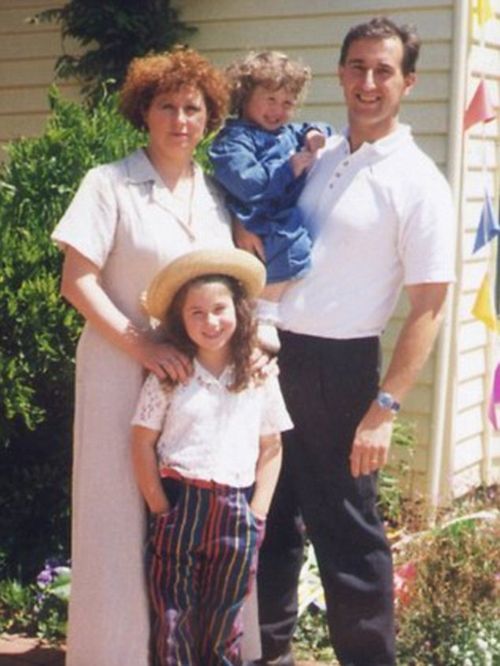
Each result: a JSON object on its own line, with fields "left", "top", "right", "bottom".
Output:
{"left": 380, "top": 282, "right": 449, "bottom": 402}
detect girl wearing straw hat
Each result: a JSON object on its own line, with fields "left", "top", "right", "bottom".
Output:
{"left": 131, "top": 247, "right": 292, "bottom": 666}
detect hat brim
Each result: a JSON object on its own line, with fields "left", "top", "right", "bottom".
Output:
{"left": 144, "top": 248, "right": 266, "bottom": 320}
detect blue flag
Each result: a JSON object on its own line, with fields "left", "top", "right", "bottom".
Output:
{"left": 472, "top": 190, "right": 499, "bottom": 253}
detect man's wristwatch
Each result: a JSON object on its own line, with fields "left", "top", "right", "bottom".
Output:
{"left": 375, "top": 390, "right": 400, "bottom": 414}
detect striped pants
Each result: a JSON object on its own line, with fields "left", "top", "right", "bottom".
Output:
{"left": 147, "top": 477, "right": 265, "bottom": 666}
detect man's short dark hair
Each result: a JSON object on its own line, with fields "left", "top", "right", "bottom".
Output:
{"left": 339, "top": 17, "right": 421, "bottom": 76}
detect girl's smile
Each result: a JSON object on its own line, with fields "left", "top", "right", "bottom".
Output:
{"left": 182, "top": 281, "right": 237, "bottom": 373}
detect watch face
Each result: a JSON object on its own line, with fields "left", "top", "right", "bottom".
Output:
{"left": 378, "top": 394, "right": 392, "bottom": 409}
{"left": 377, "top": 392, "right": 400, "bottom": 412}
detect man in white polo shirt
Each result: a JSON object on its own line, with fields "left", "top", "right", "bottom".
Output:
{"left": 240, "top": 16, "right": 455, "bottom": 666}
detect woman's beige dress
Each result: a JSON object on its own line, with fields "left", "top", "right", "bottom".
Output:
{"left": 52, "top": 148, "right": 260, "bottom": 666}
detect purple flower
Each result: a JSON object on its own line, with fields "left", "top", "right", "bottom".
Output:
{"left": 36, "top": 566, "right": 53, "bottom": 586}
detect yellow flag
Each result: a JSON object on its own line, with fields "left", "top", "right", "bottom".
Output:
{"left": 474, "top": 0, "right": 494, "bottom": 26}
{"left": 472, "top": 273, "right": 498, "bottom": 332}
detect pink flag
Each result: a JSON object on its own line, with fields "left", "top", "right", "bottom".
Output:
{"left": 464, "top": 79, "right": 496, "bottom": 131}
{"left": 488, "top": 363, "right": 500, "bottom": 430}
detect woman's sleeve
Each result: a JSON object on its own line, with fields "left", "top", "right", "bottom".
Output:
{"left": 51, "top": 165, "right": 119, "bottom": 269}
{"left": 259, "top": 374, "right": 294, "bottom": 436}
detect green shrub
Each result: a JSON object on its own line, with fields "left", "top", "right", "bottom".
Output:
{"left": 377, "top": 418, "right": 416, "bottom": 528}
{"left": 0, "top": 562, "right": 70, "bottom": 643}
{"left": 0, "top": 89, "right": 145, "bottom": 580}
{"left": 0, "top": 579, "right": 35, "bottom": 635}
{"left": 31, "top": 0, "right": 196, "bottom": 104}
{"left": 395, "top": 516, "right": 500, "bottom": 665}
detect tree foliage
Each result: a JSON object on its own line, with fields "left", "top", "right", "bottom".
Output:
{"left": 31, "top": 0, "right": 197, "bottom": 103}
{"left": 0, "top": 90, "right": 145, "bottom": 579}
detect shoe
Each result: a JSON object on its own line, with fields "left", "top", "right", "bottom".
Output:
{"left": 248, "top": 650, "right": 295, "bottom": 665}
{"left": 257, "top": 321, "right": 281, "bottom": 354}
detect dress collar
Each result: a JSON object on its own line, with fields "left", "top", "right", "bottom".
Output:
{"left": 193, "top": 358, "right": 235, "bottom": 388}
{"left": 124, "top": 148, "right": 215, "bottom": 241}
{"left": 125, "top": 147, "right": 204, "bottom": 185}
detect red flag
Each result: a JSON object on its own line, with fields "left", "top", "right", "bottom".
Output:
{"left": 464, "top": 79, "right": 496, "bottom": 131}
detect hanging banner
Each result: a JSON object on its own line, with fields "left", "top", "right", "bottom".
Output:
{"left": 471, "top": 273, "right": 498, "bottom": 331}
{"left": 488, "top": 363, "right": 500, "bottom": 430}
{"left": 463, "top": 79, "right": 496, "bottom": 131}
{"left": 472, "top": 190, "right": 500, "bottom": 253}
{"left": 473, "top": 0, "right": 494, "bottom": 26}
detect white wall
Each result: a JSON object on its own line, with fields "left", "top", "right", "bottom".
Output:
{"left": 180, "top": 0, "right": 457, "bottom": 496}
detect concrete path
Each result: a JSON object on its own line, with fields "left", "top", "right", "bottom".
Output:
{"left": 0, "top": 634, "right": 65, "bottom": 665}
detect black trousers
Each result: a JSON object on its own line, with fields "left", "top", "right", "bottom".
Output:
{"left": 257, "top": 331, "right": 395, "bottom": 666}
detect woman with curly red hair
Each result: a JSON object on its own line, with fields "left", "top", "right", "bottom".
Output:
{"left": 51, "top": 48, "right": 239, "bottom": 666}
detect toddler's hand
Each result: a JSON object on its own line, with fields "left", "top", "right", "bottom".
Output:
{"left": 305, "top": 130, "right": 326, "bottom": 153}
{"left": 290, "top": 150, "right": 315, "bottom": 177}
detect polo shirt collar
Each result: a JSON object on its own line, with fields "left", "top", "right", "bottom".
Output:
{"left": 342, "top": 123, "right": 413, "bottom": 158}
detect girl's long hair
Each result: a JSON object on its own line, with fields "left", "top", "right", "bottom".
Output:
{"left": 162, "top": 275, "right": 257, "bottom": 392}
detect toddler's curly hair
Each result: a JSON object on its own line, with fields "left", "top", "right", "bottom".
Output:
{"left": 226, "top": 50, "right": 311, "bottom": 116}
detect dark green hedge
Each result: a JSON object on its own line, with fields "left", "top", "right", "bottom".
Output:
{"left": 0, "top": 90, "right": 144, "bottom": 579}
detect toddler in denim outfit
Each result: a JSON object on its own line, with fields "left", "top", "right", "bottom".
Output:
{"left": 210, "top": 51, "right": 333, "bottom": 351}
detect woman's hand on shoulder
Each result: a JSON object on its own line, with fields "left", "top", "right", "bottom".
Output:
{"left": 250, "top": 346, "right": 278, "bottom": 383}
{"left": 134, "top": 336, "right": 193, "bottom": 384}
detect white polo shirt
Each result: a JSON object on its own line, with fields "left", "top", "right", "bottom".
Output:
{"left": 132, "top": 361, "right": 293, "bottom": 488}
{"left": 280, "top": 125, "right": 455, "bottom": 339}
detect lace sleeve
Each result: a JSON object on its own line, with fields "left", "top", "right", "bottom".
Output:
{"left": 260, "top": 374, "right": 294, "bottom": 436}
{"left": 131, "top": 373, "right": 171, "bottom": 431}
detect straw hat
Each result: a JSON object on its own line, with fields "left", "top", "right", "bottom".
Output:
{"left": 144, "top": 247, "right": 266, "bottom": 320}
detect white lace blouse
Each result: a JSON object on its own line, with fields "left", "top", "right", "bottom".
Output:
{"left": 132, "top": 360, "right": 293, "bottom": 487}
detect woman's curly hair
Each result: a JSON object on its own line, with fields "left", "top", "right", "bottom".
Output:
{"left": 120, "top": 46, "right": 229, "bottom": 133}
{"left": 226, "top": 50, "right": 311, "bottom": 116}
{"left": 161, "top": 275, "right": 258, "bottom": 393}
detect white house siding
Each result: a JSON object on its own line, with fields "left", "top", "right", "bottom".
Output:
{"left": 2, "top": 0, "right": 496, "bottom": 502}
{"left": 179, "top": 0, "right": 457, "bottom": 497}
{"left": 448, "top": 1, "right": 500, "bottom": 498}
{"left": 0, "top": 0, "right": 79, "bottom": 156}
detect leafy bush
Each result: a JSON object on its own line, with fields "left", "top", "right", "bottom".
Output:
{"left": 0, "top": 89, "right": 145, "bottom": 580}
{"left": 294, "top": 485, "right": 500, "bottom": 665}
{"left": 395, "top": 515, "right": 500, "bottom": 665}
{"left": 378, "top": 418, "right": 416, "bottom": 528}
{"left": 0, "top": 560, "right": 70, "bottom": 642}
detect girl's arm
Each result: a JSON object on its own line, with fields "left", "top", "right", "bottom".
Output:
{"left": 61, "top": 245, "right": 191, "bottom": 382}
{"left": 250, "top": 433, "right": 283, "bottom": 519}
{"left": 131, "top": 425, "right": 170, "bottom": 515}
